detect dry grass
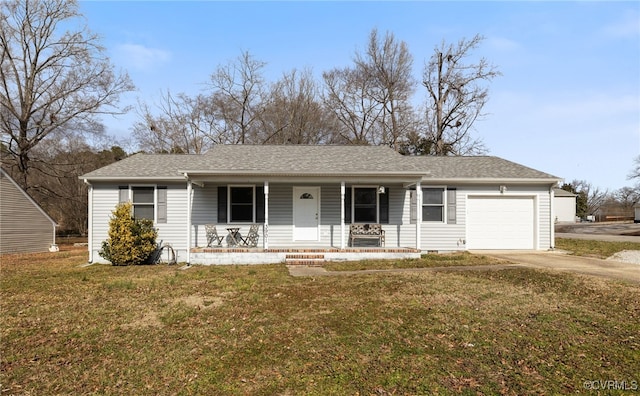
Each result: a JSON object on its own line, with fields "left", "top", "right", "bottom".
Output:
{"left": 556, "top": 238, "right": 640, "bottom": 258}
{"left": 324, "top": 251, "right": 507, "bottom": 271}
{"left": 1, "top": 247, "right": 639, "bottom": 395}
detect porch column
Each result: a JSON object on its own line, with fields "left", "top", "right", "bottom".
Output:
{"left": 416, "top": 181, "right": 422, "bottom": 251}
{"left": 340, "top": 182, "right": 345, "bottom": 249}
{"left": 264, "top": 181, "right": 269, "bottom": 249}
{"left": 186, "top": 181, "right": 192, "bottom": 265}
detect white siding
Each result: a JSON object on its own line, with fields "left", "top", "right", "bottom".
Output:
{"left": 539, "top": 189, "right": 553, "bottom": 250}
{"left": 420, "top": 187, "right": 466, "bottom": 251}
{"left": 191, "top": 184, "right": 217, "bottom": 247}
{"left": 554, "top": 196, "right": 576, "bottom": 223}
{"left": 89, "top": 181, "right": 554, "bottom": 262}
{"left": 407, "top": 185, "right": 554, "bottom": 252}
{"left": 90, "top": 182, "right": 189, "bottom": 263}
{"left": 157, "top": 184, "right": 189, "bottom": 260}
{"left": 90, "top": 184, "right": 119, "bottom": 262}
{"left": 269, "top": 184, "right": 294, "bottom": 245}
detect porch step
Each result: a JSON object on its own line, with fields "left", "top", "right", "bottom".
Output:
{"left": 285, "top": 254, "right": 326, "bottom": 267}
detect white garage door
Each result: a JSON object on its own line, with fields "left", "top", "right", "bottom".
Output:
{"left": 467, "top": 196, "right": 535, "bottom": 249}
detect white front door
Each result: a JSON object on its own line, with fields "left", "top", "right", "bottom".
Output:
{"left": 293, "top": 187, "right": 320, "bottom": 241}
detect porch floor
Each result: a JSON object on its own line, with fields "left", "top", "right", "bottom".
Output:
{"left": 189, "top": 247, "right": 421, "bottom": 266}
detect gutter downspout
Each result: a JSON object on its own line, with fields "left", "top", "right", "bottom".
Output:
{"left": 186, "top": 175, "right": 192, "bottom": 265}
{"left": 84, "top": 179, "right": 93, "bottom": 262}
{"left": 416, "top": 181, "right": 422, "bottom": 251}
{"left": 550, "top": 186, "right": 555, "bottom": 250}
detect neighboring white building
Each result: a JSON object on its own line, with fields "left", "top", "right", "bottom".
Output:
{"left": 80, "top": 145, "right": 562, "bottom": 265}
{"left": 634, "top": 203, "right": 640, "bottom": 223}
{"left": 553, "top": 188, "right": 577, "bottom": 223}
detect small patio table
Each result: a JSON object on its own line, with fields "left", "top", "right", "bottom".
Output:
{"left": 226, "top": 227, "right": 242, "bottom": 247}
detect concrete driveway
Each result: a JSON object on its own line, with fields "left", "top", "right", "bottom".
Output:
{"left": 556, "top": 221, "right": 640, "bottom": 242}
{"left": 482, "top": 251, "right": 640, "bottom": 285}
{"left": 288, "top": 251, "right": 640, "bottom": 285}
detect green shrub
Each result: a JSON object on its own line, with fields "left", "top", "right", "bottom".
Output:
{"left": 99, "top": 202, "right": 158, "bottom": 266}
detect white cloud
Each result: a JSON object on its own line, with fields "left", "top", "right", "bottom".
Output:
{"left": 598, "top": 10, "right": 640, "bottom": 40}
{"left": 114, "top": 43, "right": 171, "bottom": 71}
{"left": 486, "top": 36, "right": 521, "bottom": 52}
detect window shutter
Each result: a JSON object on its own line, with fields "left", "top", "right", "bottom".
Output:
{"left": 379, "top": 187, "right": 389, "bottom": 224}
{"left": 157, "top": 186, "right": 167, "bottom": 224}
{"left": 410, "top": 190, "right": 417, "bottom": 224}
{"left": 256, "top": 186, "right": 265, "bottom": 223}
{"left": 217, "top": 186, "right": 227, "bottom": 223}
{"left": 344, "top": 187, "right": 352, "bottom": 224}
{"left": 447, "top": 188, "right": 457, "bottom": 224}
{"left": 118, "top": 186, "right": 129, "bottom": 203}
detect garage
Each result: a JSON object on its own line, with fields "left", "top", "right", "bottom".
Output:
{"left": 466, "top": 196, "right": 536, "bottom": 249}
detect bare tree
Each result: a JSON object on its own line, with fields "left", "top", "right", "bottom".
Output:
{"left": 420, "top": 34, "right": 500, "bottom": 155}
{"left": 613, "top": 186, "right": 640, "bottom": 211}
{"left": 322, "top": 66, "right": 382, "bottom": 145}
{"left": 132, "top": 92, "right": 219, "bottom": 154}
{"left": 627, "top": 155, "right": 640, "bottom": 181}
{"left": 571, "top": 179, "right": 609, "bottom": 218}
{"left": 20, "top": 134, "right": 126, "bottom": 235}
{"left": 0, "top": 0, "right": 134, "bottom": 188}
{"left": 260, "top": 68, "right": 337, "bottom": 144}
{"left": 355, "top": 28, "right": 415, "bottom": 150}
{"left": 323, "top": 29, "right": 416, "bottom": 147}
{"left": 208, "top": 51, "right": 267, "bottom": 144}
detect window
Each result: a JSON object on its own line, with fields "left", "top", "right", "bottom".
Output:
{"left": 418, "top": 187, "right": 456, "bottom": 223}
{"left": 345, "top": 186, "right": 389, "bottom": 224}
{"left": 119, "top": 186, "right": 167, "bottom": 223}
{"left": 354, "top": 187, "right": 377, "bottom": 223}
{"left": 422, "top": 188, "right": 444, "bottom": 222}
{"left": 132, "top": 187, "right": 155, "bottom": 221}
{"left": 218, "top": 186, "right": 265, "bottom": 223}
{"left": 230, "top": 186, "right": 254, "bottom": 222}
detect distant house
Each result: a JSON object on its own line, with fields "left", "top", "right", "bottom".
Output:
{"left": 0, "top": 168, "right": 57, "bottom": 254}
{"left": 80, "top": 145, "right": 561, "bottom": 265}
{"left": 553, "top": 188, "right": 577, "bottom": 223}
{"left": 634, "top": 203, "right": 640, "bottom": 223}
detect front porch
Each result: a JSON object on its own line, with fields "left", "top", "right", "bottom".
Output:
{"left": 189, "top": 246, "right": 421, "bottom": 265}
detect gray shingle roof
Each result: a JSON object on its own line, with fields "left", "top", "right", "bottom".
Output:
{"left": 191, "top": 145, "right": 422, "bottom": 175}
{"left": 81, "top": 145, "right": 560, "bottom": 183}
{"left": 553, "top": 188, "right": 577, "bottom": 197}
{"left": 80, "top": 154, "right": 198, "bottom": 180}
{"left": 407, "top": 155, "right": 559, "bottom": 180}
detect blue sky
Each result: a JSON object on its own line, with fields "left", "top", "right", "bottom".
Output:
{"left": 79, "top": 1, "right": 639, "bottom": 191}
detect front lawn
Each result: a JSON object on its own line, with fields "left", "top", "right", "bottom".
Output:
{"left": 1, "top": 248, "right": 638, "bottom": 395}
